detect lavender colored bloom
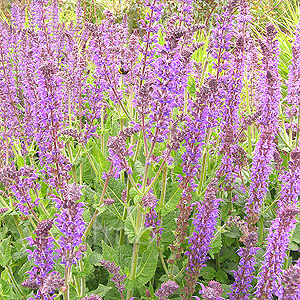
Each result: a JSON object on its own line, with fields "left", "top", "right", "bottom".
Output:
{"left": 198, "top": 280, "right": 225, "bottom": 300}
{"left": 277, "top": 148, "right": 300, "bottom": 209}
{"left": 229, "top": 231, "right": 259, "bottom": 300}
{"left": 103, "top": 124, "right": 140, "bottom": 179}
{"left": 182, "top": 181, "right": 221, "bottom": 299}
{"left": 218, "top": 0, "right": 250, "bottom": 184}
{"left": 286, "top": 20, "right": 300, "bottom": 119}
{"left": 246, "top": 23, "right": 280, "bottom": 225}
{"left": 53, "top": 183, "right": 86, "bottom": 266}
{"left": 99, "top": 260, "right": 126, "bottom": 296}
{"left": 255, "top": 205, "right": 300, "bottom": 299}
{"left": 280, "top": 264, "right": 300, "bottom": 300}
{"left": 0, "top": 164, "right": 40, "bottom": 214}
{"left": 22, "top": 219, "right": 63, "bottom": 299}
{"left": 104, "top": 198, "right": 115, "bottom": 205}
{"left": 155, "top": 279, "right": 179, "bottom": 300}
{"left": 143, "top": 193, "right": 163, "bottom": 241}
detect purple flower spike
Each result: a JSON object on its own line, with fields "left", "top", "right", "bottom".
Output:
{"left": 99, "top": 260, "right": 126, "bottom": 297}
{"left": 22, "top": 219, "right": 63, "bottom": 299}
{"left": 155, "top": 279, "right": 179, "bottom": 300}
{"left": 182, "top": 181, "right": 221, "bottom": 299}
{"left": 229, "top": 231, "right": 259, "bottom": 300}
{"left": 53, "top": 183, "right": 86, "bottom": 266}
{"left": 255, "top": 205, "right": 300, "bottom": 299}
{"left": 200, "top": 280, "right": 225, "bottom": 300}
{"left": 281, "top": 264, "right": 300, "bottom": 299}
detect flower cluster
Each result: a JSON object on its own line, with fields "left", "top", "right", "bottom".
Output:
{"left": 99, "top": 260, "right": 126, "bottom": 297}
{"left": 0, "top": 164, "right": 39, "bottom": 214}
{"left": 229, "top": 231, "right": 259, "bottom": 299}
{"left": 246, "top": 23, "right": 280, "bottom": 226}
{"left": 182, "top": 181, "right": 221, "bottom": 299}
{"left": 22, "top": 219, "right": 64, "bottom": 299}
{"left": 52, "top": 183, "right": 86, "bottom": 266}
{"left": 255, "top": 205, "right": 300, "bottom": 299}
{"left": 155, "top": 279, "right": 179, "bottom": 300}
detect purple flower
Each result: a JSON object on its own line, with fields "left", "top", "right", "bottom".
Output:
{"left": 182, "top": 181, "right": 221, "bottom": 298}
{"left": 0, "top": 164, "right": 40, "bottom": 214}
{"left": 199, "top": 280, "right": 224, "bottom": 300}
{"left": 22, "top": 219, "right": 63, "bottom": 299}
{"left": 229, "top": 231, "right": 259, "bottom": 300}
{"left": 53, "top": 183, "right": 86, "bottom": 266}
{"left": 280, "top": 263, "right": 300, "bottom": 299}
{"left": 278, "top": 148, "right": 300, "bottom": 209}
{"left": 255, "top": 205, "right": 300, "bottom": 299}
{"left": 155, "top": 279, "right": 179, "bottom": 300}
{"left": 286, "top": 20, "right": 300, "bottom": 119}
{"left": 245, "top": 23, "right": 280, "bottom": 225}
{"left": 99, "top": 260, "right": 126, "bottom": 297}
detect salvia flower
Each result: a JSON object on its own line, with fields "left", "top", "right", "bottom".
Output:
{"left": 155, "top": 279, "right": 179, "bottom": 300}
{"left": 182, "top": 181, "right": 221, "bottom": 299}
{"left": 22, "top": 219, "right": 63, "bottom": 299}
{"left": 280, "top": 264, "right": 300, "bottom": 300}
{"left": 53, "top": 183, "right": 86, "bottom": 266}
{"left": 229, "top": 231, "right": 259, "bottom": 300}
{"left": 255, "top": 205, "right": 300, "bottom": 299}
{"left": 245, "top": 23, "right": 280, "bottom": 226}
{"left": 198, "top": 280, "right": 225, "bottom": 300}
{"left": 278, "top": 148, "right": 300, "bottom": 209}
{"left": 286, "top": 20, "right": 300, "bottom": 119}
{"left": 0, "top": 164, "right": 40, "bottom": 214}
{"left": 99, "top": 260, "right": 126, "bottom": 297}
{"left": 144, "top": 193, "right": 163, "bottom": 241}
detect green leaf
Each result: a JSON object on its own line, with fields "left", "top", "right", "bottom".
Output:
{"left": 124, "top": 209, "right": 138, "bottom": 244}
{"left": 291, "top": 223, "right": 300, "bottom": 244}
{"left": 209, "top": 233, "right": 222, "bottom": 258}
{"left": 161, "top": 211, "right": 176, "bottom": 246}
{"left": 200, "top": 266, "right": 216, "bottom": 280}
{"left": 87, "top": 284, "right": 112, "bottom": 297}
{"left": 102, "top": 241, "right": 118, "bottom": 264}
{"left": 216, "top": 270, "right": 229, "bottom": 284}
{"left": 127, "top": 240, "right": 158, "bottom": 289}
{"left": 89, "top": 251, "right": 104, "bottom": 266}
{"left": 0, "top": 237, "right": 11, "bottom": 267}
{"left": 162, "top": 186, "right": 181, "bottom": 216}
{"left": 0, "top": 278, "right": 12, "bottom": 298}
{"left": 16, "top": 155, "right": 25, "bottom": 168}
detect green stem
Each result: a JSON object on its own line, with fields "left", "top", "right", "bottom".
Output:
{"left": 6, "top": 266, "right": 25, "bottom": 298}
{"left": 159, "top": 248, "right": 170, "bottom": 277}
{"left": 79, "top": 259, "right": 85, "bottom": 297}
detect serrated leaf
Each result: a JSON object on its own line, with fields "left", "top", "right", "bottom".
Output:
{"left": 209, "top": 233, "right": 222, "bottom": 257}
{"left": 124, "top": 209, "right": 138, "bottom": 244}
{"left": 161, "top": 211, "right": 176, "bottom": 246}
